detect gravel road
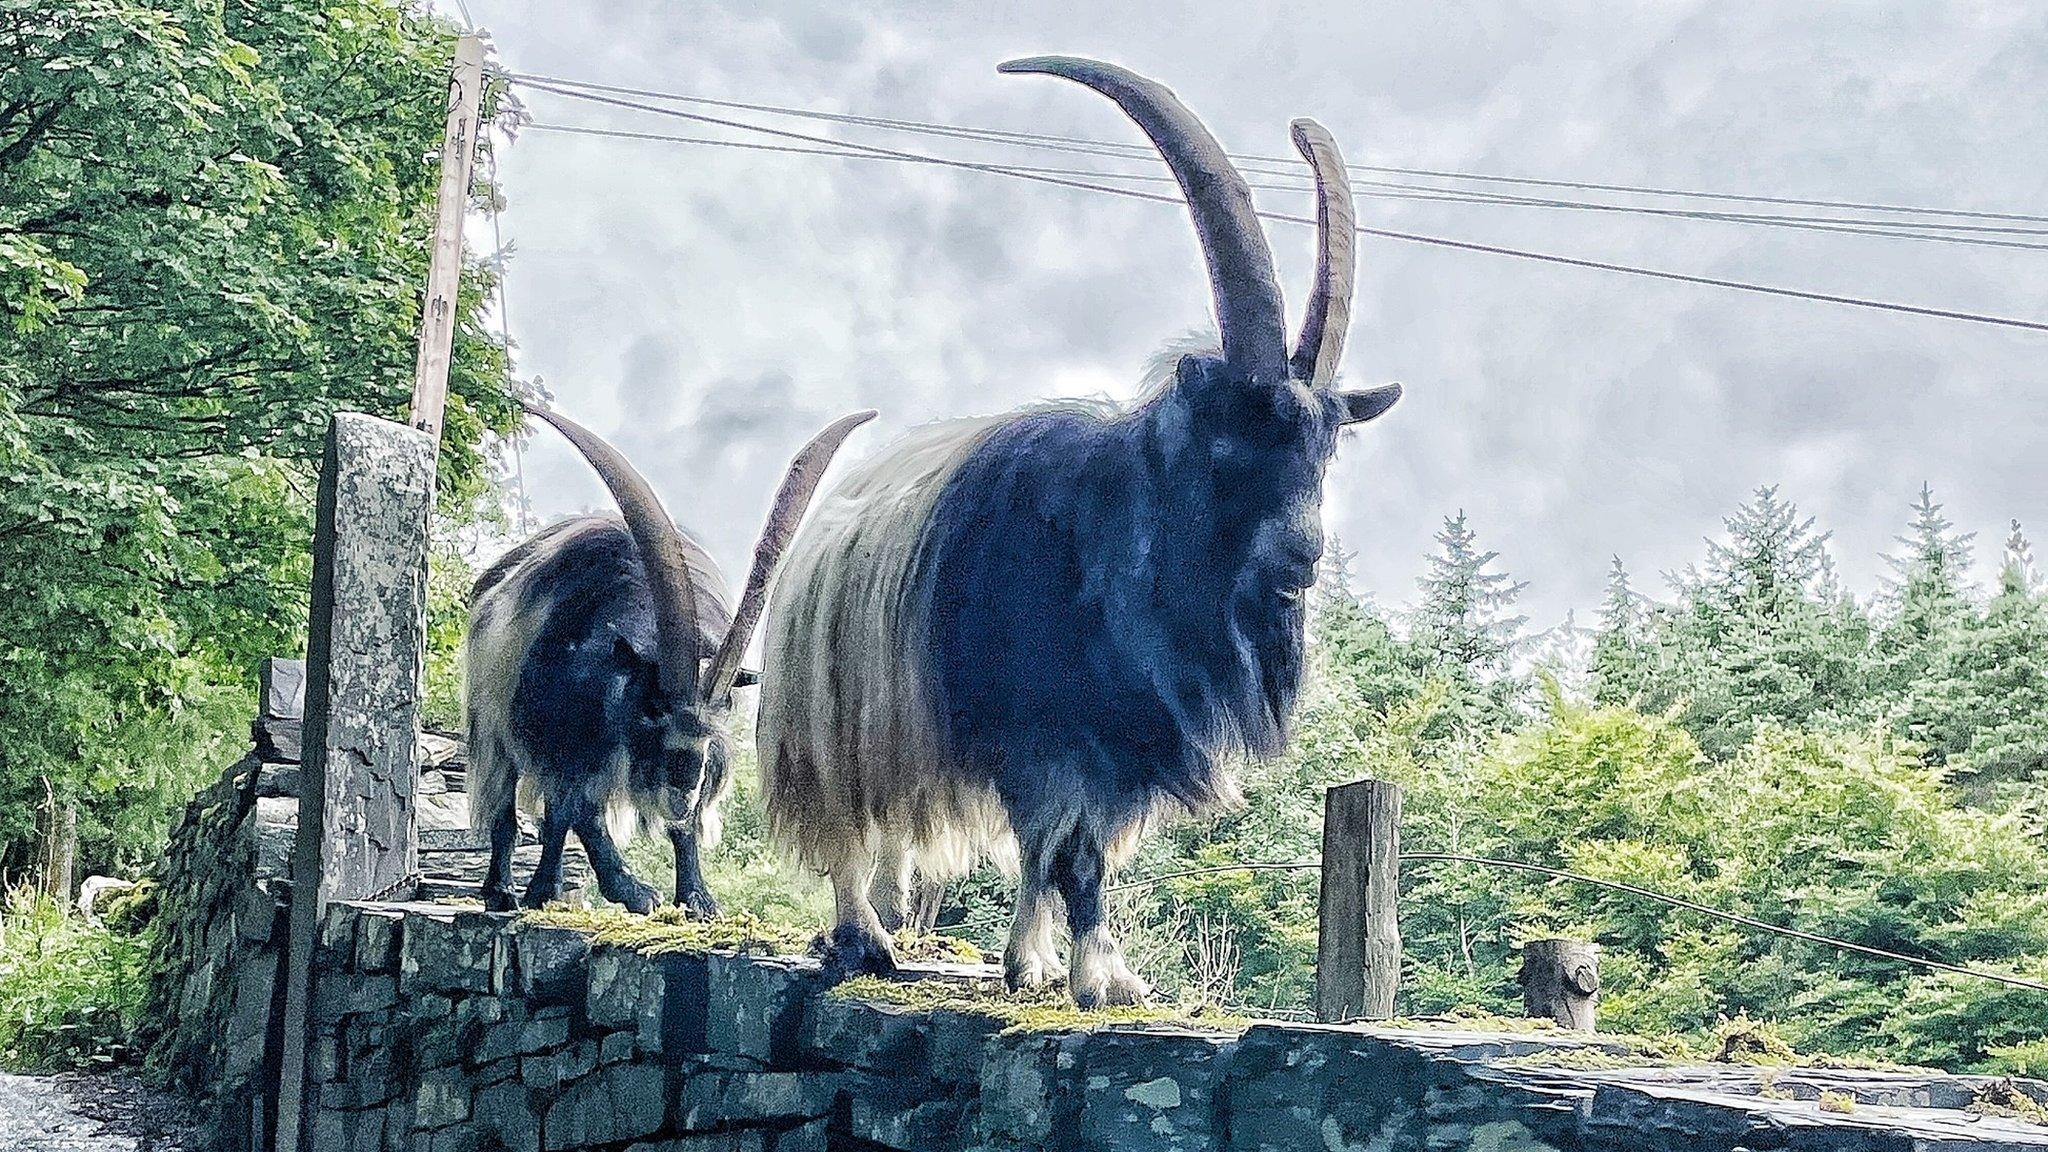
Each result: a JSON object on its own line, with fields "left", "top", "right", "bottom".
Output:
{"left": 0, "top": 1071, "right": 199, "bottom": 1151}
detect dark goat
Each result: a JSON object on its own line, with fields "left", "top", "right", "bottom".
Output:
{"left": 468, "top": 405, "right": 873, "bottom": 914}
{"left": 758, "top": 57, "right": 1400, "bottom": 1006}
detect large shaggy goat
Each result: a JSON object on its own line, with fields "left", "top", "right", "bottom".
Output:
{"left": 758, "top": 57, "right": 1401, "bottom": 1006}
{"left": 468, "top": 404, "right": 873, "bottom": 915}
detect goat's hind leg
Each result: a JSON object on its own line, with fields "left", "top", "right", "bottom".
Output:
{"left": 481, "top": 798, "right": 521, "bottom": 913}
{"left": 520, "top": 805, "right": 571, "bottom": 910}
{"left": 820, "top": 856, "right": 897, "bottom": 979}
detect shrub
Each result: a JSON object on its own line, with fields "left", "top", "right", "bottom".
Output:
{"left": 0, "top": 886, "right": 151, "bottom": 1071}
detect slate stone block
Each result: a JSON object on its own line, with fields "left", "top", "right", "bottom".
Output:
{"left": 413, "top": 1069, "right": 472, "bottom": 1129}
{"left": 849, "top": 1091, "right": 969, "bottom": 1151}
{"left": 674, "top": 1070, "right": 845, "bottom": 1131}
{"left": 1223, "top": 1025, "right": 1429, "bottom": 1152}
{"left": 514, "top": 924, "right": 590, "bottom": 1007}
{"left": 589, "top": 948, "right": 662, "bottom": 1033}
{"left": 401, "top": 912, "right": 499, "bottom": 995}
{"left": 977, "top": 1033, "right": 1084, "bottom": 1147}
{"left": 355, "top": 908, "right": 403, "bottom": 974}
{"left": 472, "top": 1078, "right": 540, "bottom": 1152}
{"left": 541, "top": 1062, "right": 667, "bottom": 1150}
{"left": 1076, "top": 1030, "right": 1232, "bottom": 1152}
{"left": 705, "top": 954, "right": 825, "bottom": 1067}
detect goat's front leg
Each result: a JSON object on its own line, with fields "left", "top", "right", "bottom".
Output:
{"left": 1049, "top": 824, "right": 1148, "bottom": 1008}
{"left": 668, "top": 822, "right": 718, "bottom": 920}
{"left": 574, "top": 813, "right": 659, "bottom": 914}
{"left": 1003, "top": 863, "right": 1060, "bottom": 991}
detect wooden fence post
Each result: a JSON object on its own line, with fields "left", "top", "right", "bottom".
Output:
{"left": 273, "top": 413, "right": 436, "bottom": 1152}
{"left": 1315, "top": 778, "right": 1402, "bottom": 1022}
{"left": 1520, "top": 938, "right": 1600, "bottom": 1031}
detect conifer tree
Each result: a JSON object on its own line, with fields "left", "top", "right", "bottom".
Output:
{"left": 1655, "top": 487, "right": 1874, "bottom": 756}
{"left": 1876, "top": 485, "right": 1976, "bottom": 690}
{"left": 1410, "top": 511, "right": 1529, "bottom": 676}
{"left": 1407, "top": 511, "right": 1529, "bottom": 734}
{"left": 1591, "top": 556, "right": 1653, "bottom": 705}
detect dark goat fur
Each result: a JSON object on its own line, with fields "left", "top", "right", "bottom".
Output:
{"left": 467, "top": 516, "right": 734, "bottom": 915}
{"left": 758, "top": 59, "right": 1400, "bottom": 1007}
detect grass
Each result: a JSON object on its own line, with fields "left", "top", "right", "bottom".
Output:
{"left": 0, "top": 887, "right": 151, "bottom": 1072}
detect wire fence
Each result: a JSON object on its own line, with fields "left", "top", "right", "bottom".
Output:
{"left": 499, "top": 72, "right": 2048, "bottom": 335}
{"left": 1091, "top": 854, "right": 2048, "bottom": 994}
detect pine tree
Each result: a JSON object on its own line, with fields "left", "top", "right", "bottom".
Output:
{"left": 1590, "top": 556, "right": 1652, "bottom": 704}
{"left": 1903, "top": 517, "right": 2048, "bottom": 802}
{"left": 1409, "top": 511, "right": 1529, "bottom": 677}
{"left": 1881, "top": 484, "right": 1976, "bottom": 639}
{"left": 1656, "top": 487, "right": 1875, "bottom": 756}
{"left": 1685, "top": 485, "right": 1832, "bottom": 621}
{"left": 1529, "top": 610, "right": 1595, "bottom": 700}
{"left": 1998, "top": 519, "right": 2039, "bottom": 597}
{"left": 1406, "top": 511, "right": 1529, "bottom": 737}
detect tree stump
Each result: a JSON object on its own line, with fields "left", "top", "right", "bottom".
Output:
{"left": 1520, "top": 938, "right": 1600, "bottom": 1031}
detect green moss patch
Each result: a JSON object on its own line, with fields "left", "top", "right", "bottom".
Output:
{"left": 830, "top": 974, "right": 1248, "bottom": 1036}
{"left": 518, "top": 907, "right": 986, "bottom": 967}
{"left": 519, "top": 907, "right": 814, "bottom": 956}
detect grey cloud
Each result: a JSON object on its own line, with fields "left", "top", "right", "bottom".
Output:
{"left": 475, "top": 0, "right": 2048, "bottom": 629}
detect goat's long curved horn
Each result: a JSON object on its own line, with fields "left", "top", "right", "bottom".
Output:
{"left": 701, "top": 409, "right": 878, "bottom": 704}
{"left": 522, "top": 402, "right": 702, "bottom": 703}
{"left": 1288, "top": 119, "right": 1354, "bottom": 387}
{"left": 1000, "top": 56, "right": 1288, "bottom": 387}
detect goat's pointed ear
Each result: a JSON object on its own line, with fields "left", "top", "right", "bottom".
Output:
{"left": 1336, "top": 383, "right": 1402, "bottom": 425}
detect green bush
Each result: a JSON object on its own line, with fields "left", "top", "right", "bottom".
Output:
{"left": 0, "top": 886, "right": 151, "bottom": 1071}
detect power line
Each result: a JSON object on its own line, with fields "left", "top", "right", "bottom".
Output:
{"left": 507, "top": 70, "right": 2048, "bottom": 228}
{"left": 510, "top": 80, "right": 2048, "bottom": 334}
{"left": 1101, "top": 855, "right": 2048, "bottom": 994}
{"left": 525, "top": 120, "right": 2048, "bottom": 255}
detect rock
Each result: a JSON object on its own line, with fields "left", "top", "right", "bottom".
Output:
{"left": 472, "top": 1078, "right": 541, "bottom": 1152}
{"left": 541, "top": 1062, "right": 667, "bottom": 1150}
{"left": 1075, "top": 1030, "right": 1231, "bottom": 1152}
{"left": 513, "top": 925, "right": 591, "bottom": 1007}
{"left": 400, "top": 911, "right": 498, "bottom": 995}
{"left": 977, "top": 1033, "right": 1083, "bottom": 1147}
{"left": 704, "top": 953, "right": 823, "bottom": 1067}
{"left": 674, "top": 1071, "right": 844, "bottom": 1130}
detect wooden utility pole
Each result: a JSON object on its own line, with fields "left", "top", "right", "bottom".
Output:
{"left": 1316, "top": 778, "right": 1402, "bottom": 1022}
{"left": 408, "top": 34, "right": 486, "bottom": 450}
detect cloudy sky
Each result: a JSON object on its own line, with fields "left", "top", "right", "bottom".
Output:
{"left": 449, "top": 0, "right": 2048, "bottom": 632}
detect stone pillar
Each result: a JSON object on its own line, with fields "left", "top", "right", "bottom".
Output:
{"left": 274, "top": 413, "right": 435, "bottom": 1152}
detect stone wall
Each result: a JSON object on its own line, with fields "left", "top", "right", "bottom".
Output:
{"left": 142, "top": 676, "right": 587, "bottom": 1149}
{"left": 303, "top": 902, "right": 2048, "bottom": 1152}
